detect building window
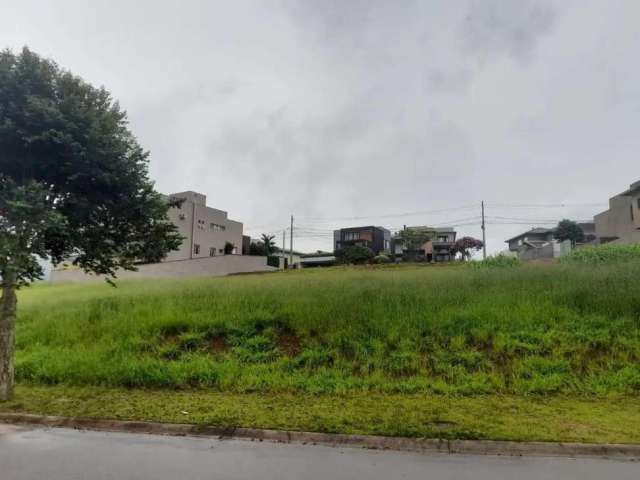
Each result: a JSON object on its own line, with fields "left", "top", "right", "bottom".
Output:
{"left": 343, "top": 232, "right": 360, "bottom": 241}
{"left": 437, "top": 235, "right": 447, "bottom": 242}
{"left": 219, "top": 248, "right": 224, "bottom": 254}
{"left": 196, "top": 219, "right": 206, "bottom": 230}
{"left": 209, "top": 247, "right": 216, "bottom": 257}
{"left": 178, "top": 213, "right": 186, "bottom": 220}
{"left": 193, "top": 244, "right": 200, "bottom": 255}
{"left": 210, "top": 223, "right": 226, "bottom": 232}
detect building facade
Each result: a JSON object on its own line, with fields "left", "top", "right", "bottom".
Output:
{"left": 333, "top": 226, "right": 391, "bottom": 255}
{"left": 505, "top": 227, "right": 575, "bottom": 260}
{"left": 165, "top": 191, "right": 243, "bottom": 262}
{"left": 391, "top": 226, "right": 457, "bottom": 262}
{"left": 505, "top": 228, "right": 555, "bottom": 253}
{"left": 594, "top": 180, "right": 640, "bottom": 244}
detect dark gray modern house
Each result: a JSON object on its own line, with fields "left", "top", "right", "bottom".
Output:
{"left": 333, "top": 226, "right": 391, "bottom": 255}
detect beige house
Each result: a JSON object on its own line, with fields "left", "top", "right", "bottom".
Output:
{"left": 594, "top": 181, "right": 640, "bottom": 244}
{"left": 165, "top": 191, "right": 243, "bottom": 262}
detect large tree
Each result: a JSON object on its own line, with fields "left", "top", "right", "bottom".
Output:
{"left": 0, "top": 48, "right": 182, "bottom": 400}
{"left": 554, "top": 219, "right": 584, "bottom": 246}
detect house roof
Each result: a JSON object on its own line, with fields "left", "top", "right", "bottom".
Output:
{"left": 336, "top": 226, "right": 390, "bottom": 233}
{"left": 504, "top": 228, "right": 553, "bottom": 244}
{"left": 621, "top": 180, "right": 640, "bottom": 196}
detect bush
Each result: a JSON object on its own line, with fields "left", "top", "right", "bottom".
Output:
{"left": 561, "top": 243, "right": 640, "bottom": 264}
{"left": 335, "top": 245, "right": 375, "bottom": 265}
{"left": 469, "top": 254, "right": 521, "bottom": 269}
{"left": 267, "top": 255, "right": 280, "bottom": 268}
{"left": 373, "top": 254, "right": 391, "bottom": 264}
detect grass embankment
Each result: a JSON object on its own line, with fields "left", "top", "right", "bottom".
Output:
{"left": 3, "top": 259, "right": 640, "bottom": 442}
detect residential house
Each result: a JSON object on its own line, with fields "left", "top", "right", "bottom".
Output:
{"left": 333, "top": 226, "right": 391, "bottom": 255}
{"left": 505, "top": 227, "right": 571, "bottom": 260}
{"left": 165, "top": 191, "right": 243, "bottom": 261}
{"left": 594, "top": 180, "right": 640, "bottom": 244}
{"left": 391, "top": 226, "right": 457, "bottom": 262}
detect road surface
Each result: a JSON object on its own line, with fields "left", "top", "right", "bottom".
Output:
{"left": 1, "top": 424, "right": 638, "bottom": 479}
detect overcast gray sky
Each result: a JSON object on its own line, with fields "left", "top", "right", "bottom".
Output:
{"left": 2, "top": 0, "right": 639, "bottom": 254}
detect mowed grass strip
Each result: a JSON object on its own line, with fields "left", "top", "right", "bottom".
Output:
{"left": 14, "top": 262, "right": 640, "bottom": 395}
{"left": 3, "top": 385, "right": 640, "bottom": 444}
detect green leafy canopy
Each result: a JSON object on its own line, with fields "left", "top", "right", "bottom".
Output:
{"left": 0, "top": 47, "right": 182, "bottom": 284}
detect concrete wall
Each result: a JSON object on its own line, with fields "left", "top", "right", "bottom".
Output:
{"left": 50, "top": 255, "right": 276, "bottom": 283}
{"left": 519, "top": 243, "right": 555, "bottom": 261}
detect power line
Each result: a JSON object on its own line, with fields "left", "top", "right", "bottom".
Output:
{"left": 295, "top": 204, "right": 479, "bottom": 222}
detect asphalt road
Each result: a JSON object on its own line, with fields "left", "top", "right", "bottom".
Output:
{"left": 1, "top": 424, "right": 638, "bottom": 480}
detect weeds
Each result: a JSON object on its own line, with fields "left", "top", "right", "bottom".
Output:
{"left": 15, "top": 261, "right": 640, "bottom": 394}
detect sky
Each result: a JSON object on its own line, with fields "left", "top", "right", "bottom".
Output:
{"left": 2, "top": 0, "right": 639, "bottom": 255}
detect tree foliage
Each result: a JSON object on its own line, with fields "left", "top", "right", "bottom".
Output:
{"left": 554, "top": 219, "right": 584, "bottom": 246}
{"left": 260, "top": 234, "right": 276, "bottom": 255}
{"left": 453, "top": 237, "right": 483, "bottom": 261}
{"left": 0, "top": 47, "right": 182, "bottom": 400}
{"left": 396, "top": 228, "right": 431, "bottom": 252}
{"left": 335, "top": 245, "right": 375, "bottom": 265}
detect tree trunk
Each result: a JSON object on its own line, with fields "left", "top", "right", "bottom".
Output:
{"left": 0, "top": 273, "right": 17, "bottom": 401}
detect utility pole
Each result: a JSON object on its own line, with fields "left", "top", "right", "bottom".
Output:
{"left": 282, "top": 230, "right": 286, "bottom": 270}
{"left": 481, "top": 200, "right": 487, "bottom": 259}
{"left": 289, "top": 215, "right": 294, "bottom": 269}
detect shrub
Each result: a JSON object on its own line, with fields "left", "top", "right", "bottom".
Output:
{"left": 561, "top": 243, "right": 640, "bottom": 264}
{"left": 267, "top": 255, "right": 280, "bottom": 268}
{"left": 470, "top": 254, "right": 521, "bottom": 269}
{"left": 335, "top": 245, "right": 375, "bottom": 265}
{"left": 373, "top": 254, "right": 391, "bottom": 264}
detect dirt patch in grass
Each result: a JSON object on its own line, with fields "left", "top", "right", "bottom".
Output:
{"left": 277, "top": 333, "right": 301, "bottom": 357}
{"left": 208, "top": 336, "right": 228, "bottom": 354}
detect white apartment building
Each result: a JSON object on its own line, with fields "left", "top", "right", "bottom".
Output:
{"left": 165, "top": 191, "right": 243, "bottom": 262}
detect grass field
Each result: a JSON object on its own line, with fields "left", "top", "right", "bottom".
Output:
{"left": 4, "top": 260, "right": 640, "bottom": 442}
{"left": 13, "top": 261, "right": 640, "bottom": 395}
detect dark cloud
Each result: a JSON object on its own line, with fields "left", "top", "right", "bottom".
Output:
{"left": 2, "top": 0, "right": 639, "bottom": 253}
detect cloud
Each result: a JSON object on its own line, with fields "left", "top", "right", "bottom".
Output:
{"left": 1, "top": 0, "right": 638, "bottom": 253}
{"left": 459, "top": 0, "right": 557, "bottom": 64}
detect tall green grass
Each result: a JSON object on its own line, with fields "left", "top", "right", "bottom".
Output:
{"left": 15, "top": 262, "right": 640, "bottom": 395}
{"left": 562, "top": 243, "right": 640, "bottom": 264}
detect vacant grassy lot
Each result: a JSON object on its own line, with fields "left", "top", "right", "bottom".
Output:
{"left": 13, "top": 262, "right": 640, "bottom": 395}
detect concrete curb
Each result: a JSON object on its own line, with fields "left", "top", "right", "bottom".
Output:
{"left": 1, "top": 413, "right": 639, "bottom": 459}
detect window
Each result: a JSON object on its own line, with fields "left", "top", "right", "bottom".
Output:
{"left": 437, "top": 235, "right": 448, "bottom": 242}
{"left": 343, "top": 232, "right": 360, "bottom": 241}
{"left": 178, "top": 213, "right": 186, "bottom": 220}
{"left": 196, "top": 219, "right": 205, "bottom": 230}
{"left": 210, "top": 223, "right": 226, "bottom": 232}
{"left": 219, "top": 248, "right": 224, "bottom": 254}
{"left": 193, "top": 244, "right": 200, "bottom": 255}
{"left": 209, "top": 247, "right": 216, "bottom": 257}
